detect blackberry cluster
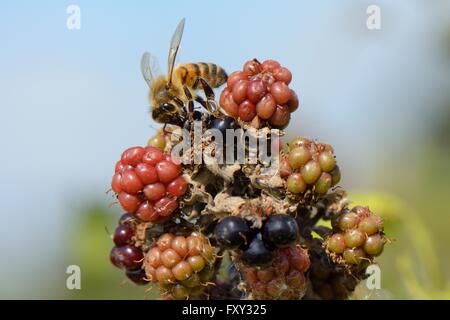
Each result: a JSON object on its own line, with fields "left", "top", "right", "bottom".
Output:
{"left": 111, "top": 146, "right": 187, "bottom": 222}
{"left": 143, "top": 232, "right": 216, "bottom": 300}
{"left": 107, "top": 53, "right": 389, "bottom": 300}
{"left": 326, "top": 206, "right": 385, "bottom": 266}
{"left": 281, "top": 137, "right": 341, "bottom": 197}
{"left": 219, "top": 59, "right": 299, "bottom": 128}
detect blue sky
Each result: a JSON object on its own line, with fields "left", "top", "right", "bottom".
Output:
{"left": 0, "top": 1, "right": 449, "bottom": 297}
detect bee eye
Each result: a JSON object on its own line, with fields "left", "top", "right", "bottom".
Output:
{"left": 161, "top": 103, "right": 176, "bottom": 112}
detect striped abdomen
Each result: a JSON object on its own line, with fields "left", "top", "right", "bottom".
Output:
{"left": 174, "top": 63, "right": 227, "bottom": 88}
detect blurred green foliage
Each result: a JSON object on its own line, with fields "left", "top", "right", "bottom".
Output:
{"left": 64, "top": 206, "right": 158, "bottom": 299}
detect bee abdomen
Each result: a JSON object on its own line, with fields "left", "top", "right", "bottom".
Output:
{"left": 179, "top": 63, "right": 227, "bottom": 88}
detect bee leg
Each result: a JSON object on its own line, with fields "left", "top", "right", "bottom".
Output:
{"left": 194, "top": 78, "right": 223, "bottom": 118}
{"left": 194, "top": 95, "right": 208, "bottom": 110}
{"left": 182, "top": 86, "right": 195, "bottom": 122}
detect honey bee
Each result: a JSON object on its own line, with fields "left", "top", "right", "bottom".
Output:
{"left": 141, "top": 18, "right": 228, "bottom": 127}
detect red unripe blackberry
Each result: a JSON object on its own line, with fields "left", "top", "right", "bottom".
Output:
{"left": 155, "top": 160, "right": 181, "bottom": 184}
{"left": 171, "top": 236, "right": 188, "bottom": 257}
{"left": 220, "top": 89, "right": 239, "bottom": 117}
{"left": 120, "top": 170, "right": 144, "bottom": 194}
{"left": 279, "top": 159, "right": 292, "bottom": 179}
{"left": 257, "top": 269, "right": 274, "bottom": 283}
{"left": 238, "top": 100, "right": 256, "bottom": 122}
{"left": 154, "top": 196, "right": 178, "bottom": 217}
{"left": 146, "top": 247, "right": 162, "bottom": 268}
{"left": 156, "top": 265, "right": 175, "bottom": 284}
{"left": 232, "top": 79, "right": 249, "bottom": 104}
{"left": 172, "top": 261, "right": 193, "bottom": 281}
{"left": 268, "top": 104, "right": 290, "bottom": 128}
{"left": 256, "top": 94, "right": 277, "bottom": 119}
{"left": 287, "top": 246, "right": 311, "bottom": 273}
{"left": 243, "top": 59, "right": 262, "bottom": 76}
{"left": 261, "top": 59, "right": 281, "bottom": 72}
{"left": 141, "top": 147, "right": 164, "bottom": 166}
{"left": 227, "top": 71, "right": 247, "bottom": 88}
{"left": 187, "top": 255, "right": 206, "bottom": 272}
{"left": 161, "top": 249, "right": 182, "bottom": 268}
{"left": 121, "top": 147, "right": 145, "bottom": 167}
{"left": 118, "top": 192, "right": 141, "bottom": 213}
{"left": 270, "top": 81, "right": 290, "bottom": 105}
{"left": 111, "top": 173, "right": 122, "bottom": 193}
{"left": 273, "top": 67, "right": 292, "bottom": 84}
{"left": 287, "top": 89, "right": 299, "bottom": 112}
{"left": 166, "top": 176, "right": 188, "bottom": 197}
{"left": 143, "top": 182, "right": 166, "bottom": 201}
{"left": 157, "top": 233, "right": 175, "bottom": 251}
{"left": 247, "top": 79, "right": 267, "bottom": 103}
{"left": 113, "top": 224, "right": 134, "bottom": 246}
{"left": 135, "top": 163, "right": 158, "bottom": 184}
{"left": 136, "top": 201, "right": 158, "bottom": 222}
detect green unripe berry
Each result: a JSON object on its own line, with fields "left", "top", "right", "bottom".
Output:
{"left": 338, "top": 212, "right": 359, "bottom": 231}
{"left": 300, "top": 160, "right": 321, "bottom": 184}
{"left": 289, "top": 137, "right": 310, "bottom": 150}
{"left": 287, "top": 173, "right": 307, "bottom": 194}
{"left": 327, "top": 233, "right": 345, "bottom": 254}
{"left": 344, "top": 229, "right": 366, "bottom": 248}
{"left": 363, "top": 234, "right": 385, "bottom": 256}
{"left": 147, "top": 134, "right": 166, "bottom": 151}
{"left": 288, "top": 146, "right": 311, "bottom": 169}
{"left": 330, "top": 165, "right": 341, "bottom": 186}
{"left": 318, "top": 151, "right": 336, "bottom": 172}
{"left": 172, "top": 284, "right": 190, "bottom": 300}
{"left": 358, "top": 216, "right": 382, "bottom": 235}
{"left": 314, "top": 172, "right": 332, "bottom": 194}
{"left": 343, "top": 248, "right": 366, "bottom": 265}
{"left": 181, "top": 274, "right": 201, "bottom": 288}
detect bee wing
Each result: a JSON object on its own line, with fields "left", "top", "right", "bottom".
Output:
{"left": 140, "top": 52, "right": 161, "bottom": 88}
{"left": 167, "top": 18, "right": 185, "bottom": 85}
